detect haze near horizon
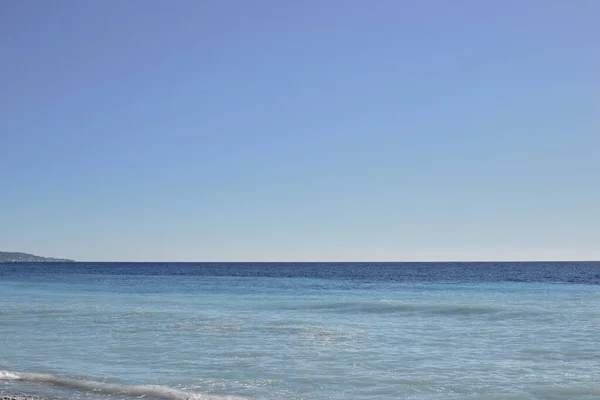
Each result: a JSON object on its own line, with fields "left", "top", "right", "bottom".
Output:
{"left": 1, "top": 0, "right": 598, "bottom": 262}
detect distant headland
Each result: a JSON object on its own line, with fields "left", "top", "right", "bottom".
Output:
{"left": 0, "top": 251, "right": 74, "bottom": 262}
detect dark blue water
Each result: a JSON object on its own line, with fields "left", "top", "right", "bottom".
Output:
{"left": 2, "top": 261, "right": 599, "bottom": 283}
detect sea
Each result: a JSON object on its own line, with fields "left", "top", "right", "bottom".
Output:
{"left": 1, "top": 262, "right": 599, "bottom": 400}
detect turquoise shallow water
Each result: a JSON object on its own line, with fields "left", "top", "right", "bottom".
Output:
{"left": 1, "top": 262, "right": 599, "bottom": 399}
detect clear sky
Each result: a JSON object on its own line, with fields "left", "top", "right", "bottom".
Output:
{"left": 1, "top": 0, "right": 598, "bottom": 262}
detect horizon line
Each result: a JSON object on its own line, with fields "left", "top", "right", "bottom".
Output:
{"left": 19, "top": 259, "right": 600, "bottom": 263}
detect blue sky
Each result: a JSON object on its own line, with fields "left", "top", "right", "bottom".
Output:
{"left": 1, "top": 0, "right": 598, "bottom": 261}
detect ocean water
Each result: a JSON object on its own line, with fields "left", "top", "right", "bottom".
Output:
{"left": 1, "top": 262, "right": 599, "bottom": 400}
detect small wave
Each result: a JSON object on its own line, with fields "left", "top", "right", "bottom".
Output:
{"left": 292, "top": 300, "right": 503, "bottom": 315}
{"left": 0, "top": 370, "right": 20, "bottom": 380}
{"left": 0, "top": 370, "right": 247, "bottom": 400}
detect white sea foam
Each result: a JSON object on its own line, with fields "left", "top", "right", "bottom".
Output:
{"left": 0, "top": 370, "right": 247, "bottom": 400}
{"left": 0, "top": 370, "right": 20, "bottom": 380}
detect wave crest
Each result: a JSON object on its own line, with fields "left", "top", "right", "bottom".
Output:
{"left": 0, "top": 370, "right": 247, "bottom": 400}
